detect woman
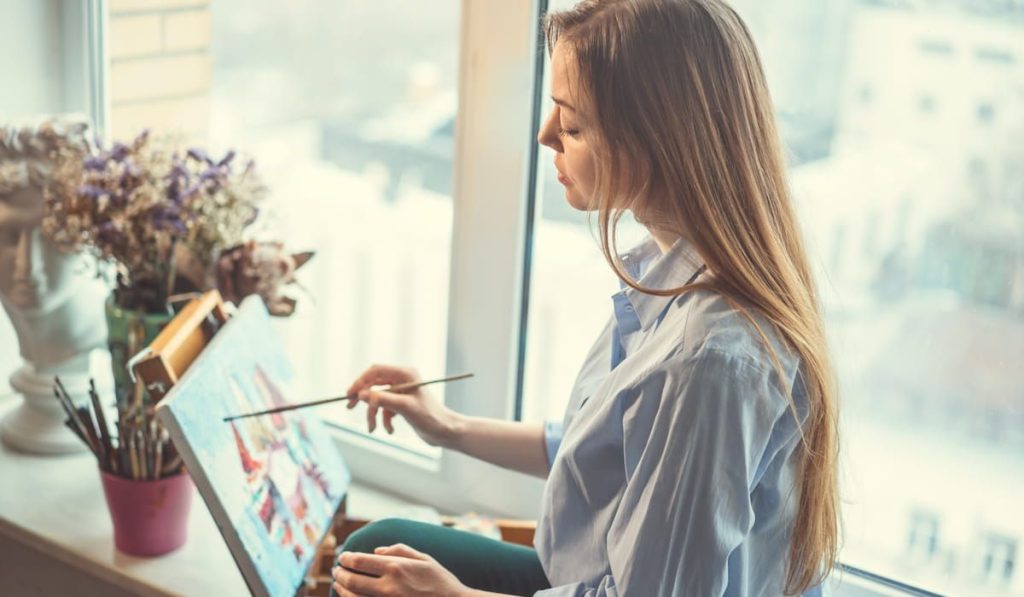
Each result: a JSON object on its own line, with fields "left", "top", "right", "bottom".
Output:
{"left": 332, "top": 0, "right": 839, "bottom": 595}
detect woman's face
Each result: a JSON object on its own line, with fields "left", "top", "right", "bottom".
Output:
{"left": 538, "top": 42, "right": 596, "bottom": 211}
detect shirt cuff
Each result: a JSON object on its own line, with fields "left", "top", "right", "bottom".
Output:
{"left": 543, "top": 420, "right": 564, "bottom": 470}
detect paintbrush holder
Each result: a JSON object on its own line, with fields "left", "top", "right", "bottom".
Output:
{"left": 100, "top": 469, "right": 194, "bottom": 556}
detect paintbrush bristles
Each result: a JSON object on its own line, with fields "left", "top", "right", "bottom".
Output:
{"left": 54, "top": 375, "right": 183, "bottom": 481}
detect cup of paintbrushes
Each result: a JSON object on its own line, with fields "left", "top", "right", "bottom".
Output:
{"left": 55, "top": 376, "right": 193, "bottom": 556}
{"left": 99, "top": 468, "right": 193, "bottom": 556}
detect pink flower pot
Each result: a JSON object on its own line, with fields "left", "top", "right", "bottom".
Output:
{"left": 99, "top": 470, "right": 194, "bottom": 557}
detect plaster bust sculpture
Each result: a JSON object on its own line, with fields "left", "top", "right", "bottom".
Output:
{"left": 0, "top": 117, "right": 111, "bottom": 454}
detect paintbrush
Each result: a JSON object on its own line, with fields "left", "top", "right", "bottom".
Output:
{"left": 54, "top": 378, "right": 101, "bottom": 458}
{"left": 222, "top": 373, "right": 474, "bottom": 422}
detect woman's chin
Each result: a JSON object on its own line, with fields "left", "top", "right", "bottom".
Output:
{"left": 564, "top": 188, "right": 594, "bottom": 212}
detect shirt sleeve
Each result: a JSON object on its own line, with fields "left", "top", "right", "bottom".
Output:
{"left": 543, "top": 419, "right": 564, "bottom": 471}
{"left": 536, "top": 346, "right": 792, "bottom": 597}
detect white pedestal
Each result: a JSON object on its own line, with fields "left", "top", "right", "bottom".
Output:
{"left": 0, "top": 352, "right": 112, "bottom": 455}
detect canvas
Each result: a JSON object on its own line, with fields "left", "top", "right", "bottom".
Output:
{"left": 157, "top": 296, "right": 350, "bottom": 597}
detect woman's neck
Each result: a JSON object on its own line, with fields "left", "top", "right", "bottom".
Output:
{"left": 647, "top": 227, "right": 681, "bottom": 254}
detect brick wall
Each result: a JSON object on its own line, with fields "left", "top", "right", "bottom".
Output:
{"left": 107, "top": 0, "right": 212, "bottom": 143}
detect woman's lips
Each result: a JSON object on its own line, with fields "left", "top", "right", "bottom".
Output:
{"left": 556, "top": 170, "right": 571, "bottom": 185}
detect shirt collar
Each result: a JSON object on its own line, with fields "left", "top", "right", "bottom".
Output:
{"left": 618, "top": 235, "right": 705, "bottom": 331}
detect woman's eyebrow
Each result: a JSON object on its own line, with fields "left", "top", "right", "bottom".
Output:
{"left": 551, "top": 96, "right": 576, "bottom": 111}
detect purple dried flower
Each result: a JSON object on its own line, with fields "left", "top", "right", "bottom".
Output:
{"left": 199, "top": 167, "right": 222, "bottom": 182}
{"left": 84, "top": 155, "right": 106, "bottom": 171}
{"left": 187, "top": 148, "right": 212, "bottom": 165}
{"left": 77, "top": 184, "right": 105, "bottom": 199}
{"left": 183, "top": 183, "right": 202, "bottom": 201}
{"left": 40, "top": 130, "right": 297, "bottom": 315}
{"left": 166, "top": 186, "right": 181, "bottom": 204}
{"left": 149, "top": 204, "right": 187, "bottom": 236}
{"left": 109, "top": 143, "right": 129, "bottom": 162}
{"left": 131, "top": 129, "right": 150, "bottom": 149}
{"left": 169, "top": 163, "right": 188, "bottom": 181}
{"left": 97, "top": 221, "right": 120, "bottom": 245}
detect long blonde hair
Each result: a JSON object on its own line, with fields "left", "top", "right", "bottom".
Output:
{"left": 545, "top": 1, "right": 839, "bottom": 593}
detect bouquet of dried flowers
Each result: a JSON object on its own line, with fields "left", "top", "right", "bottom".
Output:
{"left": 42, "top": 130, "right": 311, "bottom": 315}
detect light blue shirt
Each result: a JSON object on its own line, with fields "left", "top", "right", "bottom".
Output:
{"left": 535, "top": 236, "right": 819, "bottom": 597}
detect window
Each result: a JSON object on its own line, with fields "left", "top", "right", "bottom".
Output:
{"left": 0, "top": 0, "right": 104, "bottom": 383}
{"left": 980, "top": 533, "right": 1017, "bottom": 586}
{"left": 518, "top": 0, "right": 649, "bottom": 427}
{"left": 919, "top": 39, "right": 954, "bottom": 56}
{"left": 858, "top": 84, "right": 874, "bottom": 105}
{"left": 519, "top": 1, "right": 1024, "bottom": 595}
{"left": 975, "top": 47, "right": 1016, "bottom": 65}
{"left": 918, "top": 94, "right": 936, "bottom": 114}
{"left": 977, "top": 102, "right": 996, "bottom": 124}
{"left": 103, "top": 0, "right": 545, "bottom": 515}
{"left": 208, "top": 0, "right": 462, "bottom": 459}
{"left": 107, "top": 0, "right": 460, "bottom": 457}
{"left": 906, "top": 510, "right": 940, "bottom": 563}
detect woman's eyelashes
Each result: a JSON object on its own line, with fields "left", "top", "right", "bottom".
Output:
{"left": 558, "top": 127, "right": 580, "bottom": 138}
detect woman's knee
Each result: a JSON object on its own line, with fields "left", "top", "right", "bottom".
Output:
{"left": 331, "top": 519, "right": 415, "bottom": 597}
{"left": 339, "top": 518, "right": 418, "bottom": 554}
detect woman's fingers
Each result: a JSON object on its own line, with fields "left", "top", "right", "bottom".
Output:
{"left": 363, "top": 391, "right": 408, "bottom": 433}
{"left": 375, "top": 543, "right": 430, "bottom": 561}
{"left": 347, "top": 378, "right": 419, "bottom": 434}
{"left": 366, "top": 392, "right": 380, "bottom": 433}
{"left": 332, "top": 583, "right": 370, "bottom": 597}
{"left": 333, "top": 565, "right": 382, "bottom": 595}
{"left": 346, "top": 365, "right": 410, "bottom": 413}
{"left": 338, "top": 551, "right": 389, "bottom": 576}
{"left": 346, "top": 368, "right": 385, "bottom": 397}
{"left": 347, "top": 364, "right": 416, "bottom": 396}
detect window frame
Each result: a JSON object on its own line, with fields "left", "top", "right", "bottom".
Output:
{"left": 315, "top": 0, "right": 550, "bottom": 519}
{"left": 64, "top": 0, "right": 109, "bottom": 132}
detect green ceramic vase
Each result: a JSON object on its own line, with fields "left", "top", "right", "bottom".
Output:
{"left": 104, "top": 295, "right": 174, "bottom": 407}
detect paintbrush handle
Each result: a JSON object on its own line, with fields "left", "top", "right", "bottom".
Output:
{"left": 222, "top": 373, "right": 474, "bottom": 421}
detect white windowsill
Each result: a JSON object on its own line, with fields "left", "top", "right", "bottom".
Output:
{"left": 0, "top": 393, "right": 416, "bottom": 596}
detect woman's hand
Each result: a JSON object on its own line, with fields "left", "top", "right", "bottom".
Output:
{"left": 345, "top": 364, "right": 463, "bottom": 448}
{"left": 333, "top": 544, "right": 470, "bottom": 597}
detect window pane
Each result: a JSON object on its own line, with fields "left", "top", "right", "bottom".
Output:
{"left": 106, "top": 0, "right": 461, "bottom": 455}
{"left": 519, "top": 0, "right": 643, "bottom": 427}
{"left": 521, "top": 1, "right": 1024, "bottom": 594}
{"left": 0, "top": 0, "right": 70, "bottom": 383}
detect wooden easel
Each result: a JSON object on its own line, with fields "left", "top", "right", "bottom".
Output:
{"left": 130, "top": 290, "right": 231, "bottom": 402}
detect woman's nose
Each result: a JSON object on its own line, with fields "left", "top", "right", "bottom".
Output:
{"left": 537, "top": 110, "right": 562, "bottom": 152}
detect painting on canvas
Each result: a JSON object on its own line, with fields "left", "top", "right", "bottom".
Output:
{"left": 157, "top": 296, "right": 350, "bottom": 597}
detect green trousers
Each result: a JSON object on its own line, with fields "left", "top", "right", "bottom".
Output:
{"left": 331, "top": 518, "right": 552, "bottom": 596}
